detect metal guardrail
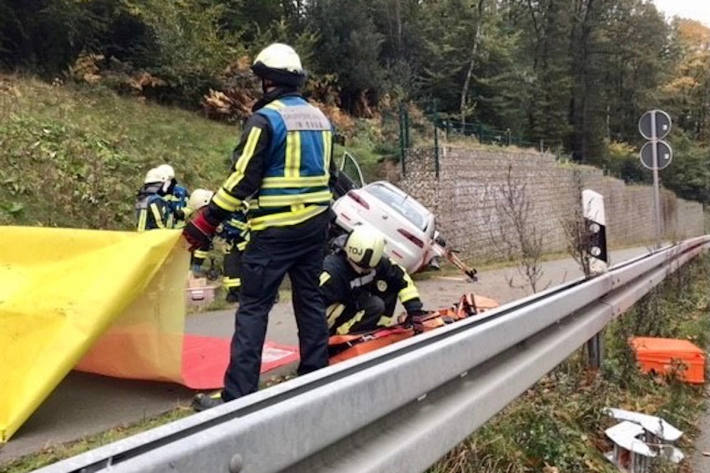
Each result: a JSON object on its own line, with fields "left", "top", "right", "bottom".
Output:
{"left": 34, "top": 236, "right": 710, "bottom": 473}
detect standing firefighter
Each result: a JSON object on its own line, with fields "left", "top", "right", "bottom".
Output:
{"left": 135, "top": 167, "right": 173, "bottom": 232}
{"left": 184, "top": 43, "right": 335, "bottom": 409}
{"left": 320, "top": 227, "right": 426, "bottom": 335}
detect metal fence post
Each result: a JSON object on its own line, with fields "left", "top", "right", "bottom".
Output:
{"left": 399, "top": 103, "right": 406, "bottom": 177}
{"left": 433, "top": 101, "right": 440, "bottom": 178}
{"left": 404, "top": 106, "right": 410, "bottom": 149}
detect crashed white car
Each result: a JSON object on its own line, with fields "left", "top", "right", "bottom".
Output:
{"left": 331, "top": 152, "right": 476, "bottom": 279}
{"left": 333, "top": 180, "right": 438, "bottom": 273}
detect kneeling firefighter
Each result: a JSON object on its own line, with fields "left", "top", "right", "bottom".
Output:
{"left": 186, "top": 189, "right": 214, "bottom": 273}
{"left": 320, "top": 227, "right": 426, "bottom": 335}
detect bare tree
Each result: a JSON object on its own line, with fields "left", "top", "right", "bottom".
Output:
{"left": 489, "top": 164, "right": 546, "bottom": 293}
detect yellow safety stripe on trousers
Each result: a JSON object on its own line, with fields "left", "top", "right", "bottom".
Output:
{"left": 336, "top": 310, "right": 366, "bottom": 335}
{"left": 248, "top": 205, "right": 328, "bottom": 232}
{"left": 323, "top": 130, "right": 332, "bottom": 169}
{"left": 326, "top": 303, "right": 346, "bottom": 329}
{"left": 285, "top": 131, "right": 301, "bottom": 178}
{"left": 319, "top": 271, "right": 331, "bottom": 286}
{"left": 257, "top": 190, "right": 332, "bottom": 208}
{"left": 193, "top": 249, "right": 209, "bottom": 259}
{"left": 222, "top": 277, "right": 241, "bottom": 288}
{"left": 150, "top": 203, "right": 165, "bottom": 229}
{"left": 397, "top": 265, "right": 420, "bottom": 302}
{"left": 137, "top": 209, "right": 148, "bottom": 232}
{"left": 377, "top": 315, "right": 396, "bottom": 327}
{"left": 261, "top": 175, "right": 330, "bottom": 189}
{"left": 227, "top": 219, "right": 248, "bottom": 230}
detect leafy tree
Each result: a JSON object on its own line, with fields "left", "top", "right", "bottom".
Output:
{"left": 307, "top": 0, "right": 384, "bottom": 114}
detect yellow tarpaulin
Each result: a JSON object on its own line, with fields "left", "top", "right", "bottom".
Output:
{"left": 0, "top": 226, "right": 189, "bottom": 442}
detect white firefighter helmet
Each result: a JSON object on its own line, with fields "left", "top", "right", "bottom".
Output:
{"left": 345, "top": 226, "right": 385, "bottom": 269}
{"left": 251, "top": 43, "right": 305, "bottom": 87}
{"left": 156, "top": 164, "right": 175, "bottom": 180}
{"left": 144, "top": 167, "right": 169, "bottom": 184}
{"left": 188, "top": 188, "right": 214, "bottom": 210}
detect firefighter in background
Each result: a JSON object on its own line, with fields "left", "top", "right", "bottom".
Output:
{"left": 157, "top": 164, "right": 191, "bottom": 228}
{"left": 185, "top": 189, "right": 214, "bottom": 273}
{"left": 218, "top": 206, "right": 249, "bottom": 303}
{"left": 320, "top": 227, "right": 426, "bottom": 335}
{"left": 135, "top": 167, "right": 173, "bottom": 232}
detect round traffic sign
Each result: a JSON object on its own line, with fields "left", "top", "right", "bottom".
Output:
{"left": 639, "top": 110, "right": 671, "bottom": 140}
{"left": 640, "top": 140, "right": 673, "bottom": 170}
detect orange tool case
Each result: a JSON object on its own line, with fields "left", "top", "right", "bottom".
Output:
{"left": 630, "top": 337, "right": 706, "bottom": 384}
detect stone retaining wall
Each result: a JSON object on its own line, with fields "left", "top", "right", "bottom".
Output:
{"left": 395, "top": 146, "right": 705, "bottom": 261}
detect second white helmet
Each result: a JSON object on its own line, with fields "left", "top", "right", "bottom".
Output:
{"left": 144, "top": 167, "right": 169, "bottom": 184}
{"left": 188, "top": 189, "right": 214, "bottom": 210}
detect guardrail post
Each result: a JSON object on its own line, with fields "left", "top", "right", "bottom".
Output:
{"left": 586, "top": 331, "right": 604, "bottom": 369}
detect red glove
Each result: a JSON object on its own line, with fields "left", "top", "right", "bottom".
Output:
{"left": 183, "top": 207, "right": 218, "bottom": 251}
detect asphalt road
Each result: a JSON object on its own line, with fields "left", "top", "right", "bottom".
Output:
{"left": 0, "top": 247, "right": 649, "bottom": 462}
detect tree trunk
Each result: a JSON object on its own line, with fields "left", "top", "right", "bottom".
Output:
{"left": 460, "top": 0, "right": 486, "bottom": 128}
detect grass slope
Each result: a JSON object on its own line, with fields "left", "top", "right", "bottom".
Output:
{"left": 0, "top": 75, "right": 236, "bottom": 229}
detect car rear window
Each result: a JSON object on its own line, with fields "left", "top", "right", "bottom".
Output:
{"left": 366, "top": 183, "right": 429, "bottom": 231}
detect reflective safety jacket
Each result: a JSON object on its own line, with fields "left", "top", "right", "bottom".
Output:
{"left": 135, "top": 183, "right": 169, "bottom": 232}
{"left": 208, "top": 92, "right": 335, "bottom": 231}
{"left": 319, "top": 251, "right": 423, "bottom": 332}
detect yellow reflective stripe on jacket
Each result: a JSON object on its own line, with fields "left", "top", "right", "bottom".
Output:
{"left": 137, "top": 209, "right": 148, "bottom": 232}
{"left": 249, "top": 205, "right": 327, "bottom": 231}
{"left": 261, "top": 175, "right": 330, "bottom": 189}
{"left": 224, "top": 127, "right": 263, "bottom": 191}
{"left": 285, "top": 131, "right": 301, "bottom": 178}
{"left": 236, "top": 240, "right": 248, "bottom": 251}
{"left": 263, "top": 100, "right": 286, "bottom": 111}
{"left": 257, "top": 190, "right": 332, "bottom": 208}
{"left": 150, "top": 202, "right": 165, "bottom": 229}
{"left": 326, "top": 303, "right": 346, "bottom": 329}
{"left": 323, "top": 130, "right": 332, "bottom": 169}
{"left": 214, "top": 127, "right": 263, "bottom": 212}
{"left": 336, "top": 309, "right": 366, "bottom": 335}
{"left": 213, "top": 188, "right": 242, "bottom": 212}
{"left": 319, "top": 271, "right": 331, "bottom": 286}
{"left": 397, "top": 265, "right": 419, "bottom": 302}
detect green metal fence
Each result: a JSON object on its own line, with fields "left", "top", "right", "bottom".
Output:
{"left": 398, "top": 104, "right": 564, "bottom": 178}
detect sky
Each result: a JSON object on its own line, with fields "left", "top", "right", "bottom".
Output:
{"left": 653, "top": 0, "right": 710, "bottom": 27}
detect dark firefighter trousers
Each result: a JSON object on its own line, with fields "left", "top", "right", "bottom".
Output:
{"left": 222, "top": 210, "right": 330, "bottom": 400}
{"left": 332, "top": 290, "right": 398, "bottom": 335}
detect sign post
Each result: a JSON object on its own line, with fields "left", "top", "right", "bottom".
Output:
{"left": 639, "top": 110, "right": 672, "bottom": 249}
